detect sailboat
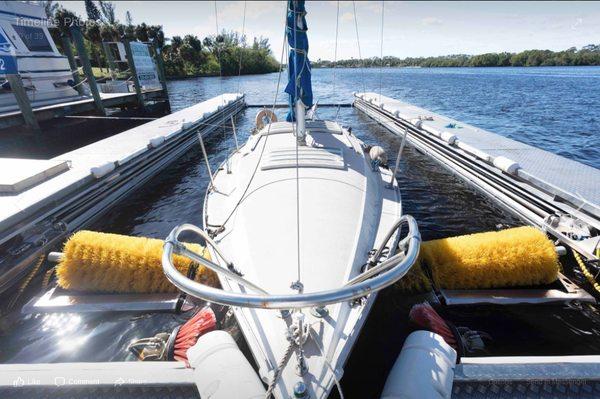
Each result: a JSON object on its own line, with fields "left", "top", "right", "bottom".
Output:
{"left": 162, "top": 1, "right": 420, "bottom": 397}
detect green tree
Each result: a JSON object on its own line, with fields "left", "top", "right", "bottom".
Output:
{"left": 125, "top": 10, "right": 133, "bottom": 26}
{"left": 84, "top": 0, "right": 101, "bottom": 21}
{"left": 41, "top": 0, "right": 59, "bottom": 18}
{"left": 98, "top": 0, "right": 116, "bottom": 24}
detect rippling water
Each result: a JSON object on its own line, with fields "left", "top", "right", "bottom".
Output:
{"left": 2, "top": 67, "right": 599, "bottom": 398}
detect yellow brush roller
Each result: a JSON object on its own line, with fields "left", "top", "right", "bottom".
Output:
{"left": 396, "top": 226, "right": 560, "bottom": 292}
{"left": 394, "top": 262, "right": 432, "bottom": 293}
{"left": 423, "top": 226, "right": 559, "bottom": 289}
{"left": 55, "top": 230, "right": 218, "bottom": 294}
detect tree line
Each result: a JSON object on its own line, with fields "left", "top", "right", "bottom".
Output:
{"left": 43, "top": 0, "right": 279, "bottom": 78}
{"left": 313, "top": 45, "right": 600, "bottom": 68}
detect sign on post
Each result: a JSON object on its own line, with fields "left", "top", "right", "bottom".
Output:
{"left": 0, "top": 27, "right": 18, "bottom": 74}
{"left": 129, "top": 42, "right": 160, "bottom": 89}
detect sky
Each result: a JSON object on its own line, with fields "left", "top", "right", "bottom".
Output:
{"left": 57, "top": 1, "right": 600, "bottom": 61}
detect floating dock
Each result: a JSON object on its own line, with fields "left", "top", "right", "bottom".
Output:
{"left": 0, "top": 89, "right": 165, "bottom": 131}
{"left": 0, "top": 93, "right": 244, "bottom": 293}
{"left": 354, "top": 92, "right": 600, "bottom": 261}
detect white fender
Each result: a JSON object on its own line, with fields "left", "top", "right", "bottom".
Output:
{"left": 188, "top": 331, "right": 265, "bottom": 399}
{"left": 149, "top": 136, "right": 165, "bottom": 148}
{"left": 410, "top": 118, "right": 423, "bottom": 129}
{"left": 493, "top": 156, "right": 521, "bottom": 174}
{"left": 370, "top": 146, "right": 388, "bottom": 165}
{"left": 381, "top": 331, "right": 456, "bottom": 399}
{"left": 90, "top": 162, "right": 115, "bottom": 178}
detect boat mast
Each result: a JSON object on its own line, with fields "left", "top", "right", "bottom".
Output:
{"left": 285, "top": 0, "right": 313, "bottom": 142}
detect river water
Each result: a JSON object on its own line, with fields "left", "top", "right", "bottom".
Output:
{"left": 1, "top": 67, "right": 600, "bottom": 398}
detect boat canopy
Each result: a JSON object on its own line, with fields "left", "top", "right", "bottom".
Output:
{"left": 284, "top": 0, "right": 313, "bottom": 121}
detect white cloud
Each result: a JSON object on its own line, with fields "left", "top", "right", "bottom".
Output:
{"left": 340, "top": 12, "right": 354, "bottom": 23}
{"left": 421, "top": 17, "right": 443, "bottom": 26}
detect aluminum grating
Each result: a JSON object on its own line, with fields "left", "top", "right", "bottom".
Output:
{"left": 0, "top": 385, "right": 200, "bottom": 399}
{"left": 452, "top": 380, "right": 600, "bottom": 398}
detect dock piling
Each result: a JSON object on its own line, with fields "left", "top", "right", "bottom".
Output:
{"left": 69, "top": 25, "right": 106, "bottom": 115}
{"left": 152, "top": 41, "right": 169, "bottom": 98}
{"left": 102, "top": 42, "right": 118, "bottom": 81}
{"left": 6, "top": 74, "right": 39, "bottom": 131}
{"left": 61, "top": 34, "right": 85, "bottom": 96}
{"left": 122, "top": 37, "right": 146, "bottom": 111}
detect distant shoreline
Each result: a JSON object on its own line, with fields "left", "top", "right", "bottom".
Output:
{"left": 312, "top": 64, "right": 600, "bottom": 69}
{"left": 313, "top": 45, "right": 600, "bottom": 68}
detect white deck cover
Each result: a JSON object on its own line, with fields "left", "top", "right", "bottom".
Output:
{"left": 204, "top": 120, "right": 402, "bottom": 398}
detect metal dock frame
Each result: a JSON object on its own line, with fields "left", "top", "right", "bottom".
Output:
{"left": 0, "top": 95, "right": 245, "bottom": 294}
{"left": 354, "top": 94, "right": 600, "bottom": 261}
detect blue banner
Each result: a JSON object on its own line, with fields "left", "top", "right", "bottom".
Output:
{"left": 0, "top": 27, "right": 18, "bottom": 74}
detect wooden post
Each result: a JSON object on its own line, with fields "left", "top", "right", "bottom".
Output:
{"left": 69, "top": 25, "right": 105, "bottom": 115}
{"left": 122, "top": 37, "right": 146, "bottom": 110}
{"left": 7, "top": 74, "right": 39, "bottom": 131}
{"left": 61, "top": 34, "right": 85, "bottom": 96}
{"left": 151, "top": 41, "right": 170, "bottom": 112}
{"left": 102, "top": 42, "right": 117, "bottom": 81}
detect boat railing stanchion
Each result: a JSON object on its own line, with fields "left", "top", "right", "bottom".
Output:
{"left": 196, "top": 130, "right": 215, "bottom": 188}
{"left": 388, "top": 126, "right": 408, "bottom": 188}
{"left": 162, "top": 217, "right": 420, "bottom": 309}
{"left": 231, "top": 116, "right": 240, "bottom": 150}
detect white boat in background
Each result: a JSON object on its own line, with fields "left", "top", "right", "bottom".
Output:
{"left": 161, "top": 1, "right": 421, "bottom": 397}
{"left": 0, "top": 1, "right": 81, "bottom": 113}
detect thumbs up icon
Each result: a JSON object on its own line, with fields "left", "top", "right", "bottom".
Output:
{"left": 12, "top": 377, "right": 25, "bottom": 387}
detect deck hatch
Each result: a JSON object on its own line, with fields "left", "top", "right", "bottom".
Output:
{"left": 261, "top": 147, "right": 345, "bottom": 170}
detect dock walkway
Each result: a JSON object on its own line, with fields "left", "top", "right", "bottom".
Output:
{"left": 0, "top": 93, "right": 244, "bottom": 292}
{"left": 355, "top": 92, "right": 600, "bottom": 259}
{"left": 0, "top": 89, "right": 165, "bottom": 130}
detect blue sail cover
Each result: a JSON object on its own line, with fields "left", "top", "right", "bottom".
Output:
{"left": 284, "top": 0, "right": 313, "bottom": 122}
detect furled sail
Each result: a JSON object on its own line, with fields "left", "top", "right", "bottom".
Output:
{"left": 284, "top": 0, "right": 313, "bottom": 121}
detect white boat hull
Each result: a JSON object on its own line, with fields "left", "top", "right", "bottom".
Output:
{"left": 204, "top": 120, "right": 402, "bottom": 397}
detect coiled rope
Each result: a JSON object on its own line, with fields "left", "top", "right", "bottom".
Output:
{"left": 573, "top": 248, "right": 600, "bottom": 294}
{"left": 5, "top": 254, "right": 46, "bottom": 313}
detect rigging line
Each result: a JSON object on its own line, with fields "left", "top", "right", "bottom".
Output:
{"left": 215, "top": 6, "right": 288, "bottom": 229}
{"left": 379, "top": 0, "right": 385, "bottom": 102}
{"left": 293, "top": 0, "right": 302, "bottom": 286}
{"left": 352, "top": 0, "right": 367, "bottom": 94}
{"left": 237, "top": 0, "right": 247, "bottom": 94}
{"left": 213, "top": 1, "right": 229, "bottom": 145}
{"left": 332, "top": 0, "right": 340, "bottom": 99}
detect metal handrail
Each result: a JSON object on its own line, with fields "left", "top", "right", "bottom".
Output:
{"left": 162, "top": 216, "right": 420, "bottom": 309}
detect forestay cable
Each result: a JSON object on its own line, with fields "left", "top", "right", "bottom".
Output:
{"left": 332, "top": 0, "right": 340, "bottom": 99}
{"left": 237, "top": 0, "right": 247, "bottom": 94}
{"left": 379, "top": 0, "right": 385, "bottom": 102}
{"left": 292, "top": 0, "right": 302, "bottom": 288}
{"left": 352, "top": 0, "right": 367, "bottom": 93}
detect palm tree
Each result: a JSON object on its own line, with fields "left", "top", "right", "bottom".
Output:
{"left": 84, "top": 0, "right": 101, "bottom": 21}
{"left": 98, "top": 1, "right": 117, "bottom": 24}
{"left": 41, "top": 0, "right": 59, "bottom": 18}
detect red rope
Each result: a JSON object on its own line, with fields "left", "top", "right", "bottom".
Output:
{"left": 173, "top": 307, "right": 217, "bottom": 365}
